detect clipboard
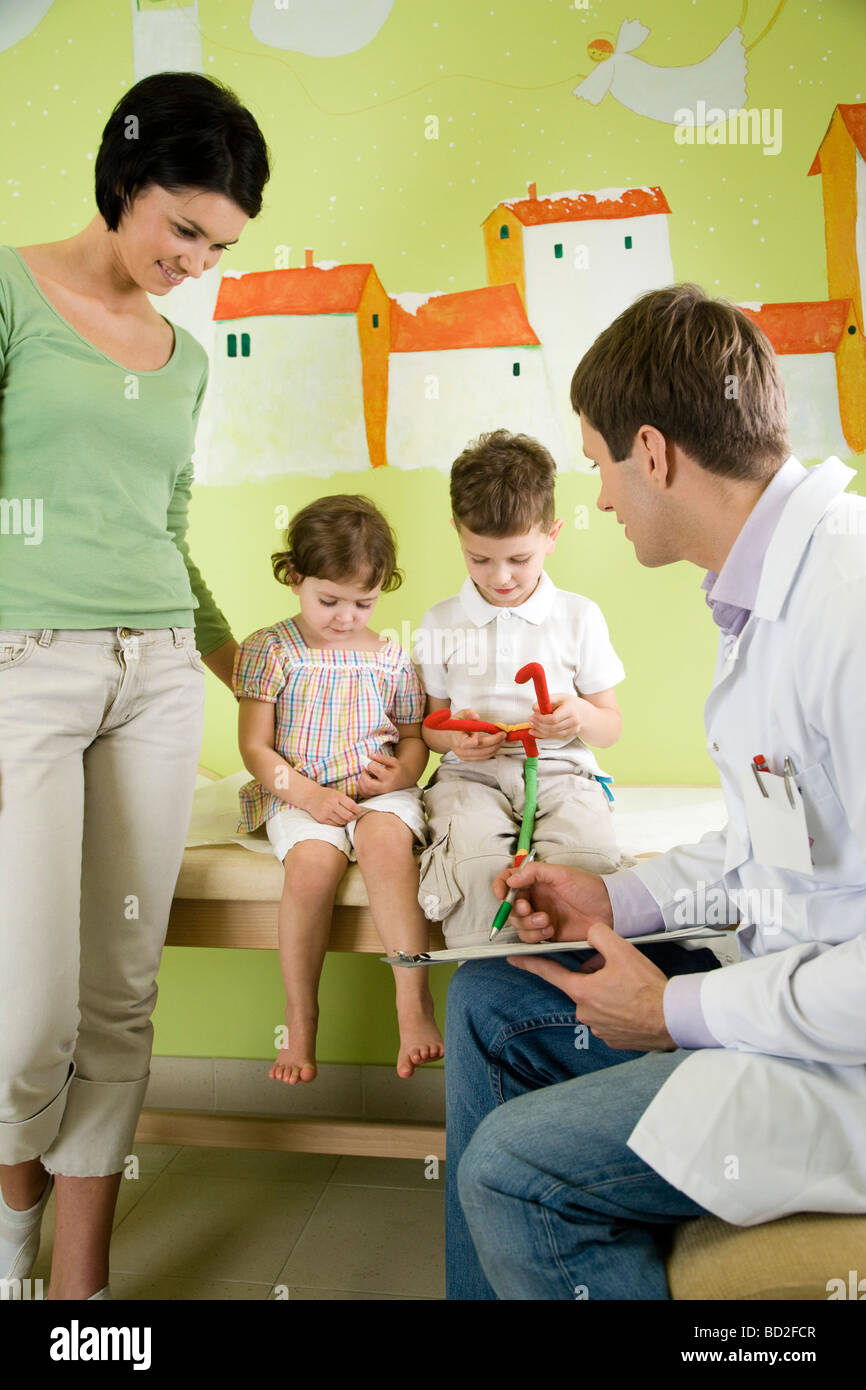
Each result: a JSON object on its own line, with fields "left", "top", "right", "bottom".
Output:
{"left": 382, "top": 925, "right": 734, "bottom": 967}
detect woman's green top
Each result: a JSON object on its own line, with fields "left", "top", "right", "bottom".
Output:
{"left": 0, "top": 245, "right": 232, "bottom": 655}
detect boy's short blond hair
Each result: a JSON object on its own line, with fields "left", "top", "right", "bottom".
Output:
{"left": 450, "top": 429, "right": 556, "bottom": 537}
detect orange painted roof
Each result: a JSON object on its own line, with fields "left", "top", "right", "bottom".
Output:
{"left": 493, "top": 185, "right": 670, "bottom": 225}
{"left": 808, "top": 102, "right": 866, "bottom": 174}
{"left": 214, "top": 264, "right": 374, "bottom": 319}
{"left": 390, "top": 284, "right": 540, "bottom": 351}
{"left": 738, "top": 299, "right": 852, "bottom": 354}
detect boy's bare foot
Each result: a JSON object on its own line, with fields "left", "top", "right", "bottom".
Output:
{"left": 269, "top": 1015, "right": 318, "bottom": 1084}
{"left": 396, "top": 1004, "right": 444, "bottom": 1078}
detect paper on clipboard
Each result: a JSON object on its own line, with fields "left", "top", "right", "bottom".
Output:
{"left": 383, "top": 925, "right": 733, "bottom": 967}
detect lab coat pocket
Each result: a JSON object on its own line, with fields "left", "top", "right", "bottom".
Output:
{"left": 795, "top": 760, "right": 863, "bottom": 879}
{"left": 417, "top": 824, "right": 462, "bottom": 922}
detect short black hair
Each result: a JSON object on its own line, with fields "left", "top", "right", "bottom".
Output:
{"left": 95, "top": 72, "right": 271, "bottom": 231}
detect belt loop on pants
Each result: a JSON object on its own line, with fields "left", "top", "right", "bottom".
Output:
{"left": 37, "top": 629, "right": 54, "bottom": 647}
{"left": 170, "top": 627, "right": 184, "bottom": 647}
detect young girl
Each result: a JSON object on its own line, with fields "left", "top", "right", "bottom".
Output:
{"left": 234, "top": 495, "right": 443, "bottom": 1084}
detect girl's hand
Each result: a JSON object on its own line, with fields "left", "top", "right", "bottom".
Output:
{"left": 529, "top": 693, "right": 583, "bottom": 741}
{"left": 303, "top": 783, "right": 360, "bottom": 826}
{"left": 356, "top": 752, "right": 407, "bottom": 799}
{"left": 451, "top": 708, "right": 507, "bottom": 762}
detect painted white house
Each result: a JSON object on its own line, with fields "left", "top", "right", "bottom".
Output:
{"left": 483, "top": 183, "right": 674, "bottom": 469}
{"left": 739, "top": 300, "right": 857, "bottom": 461}
{"left": 199, "top": 252, "right": 391, "bottom": 481}
{"left": 385, "top": 284, "right": 566, "bottom": 471}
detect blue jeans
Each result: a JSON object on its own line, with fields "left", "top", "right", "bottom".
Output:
{"left": 445, "top": 943, "right": 722, "bottom": 1299}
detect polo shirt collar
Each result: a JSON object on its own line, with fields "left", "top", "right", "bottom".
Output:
{"left": 458, "top": 570, "right": 556, "bottom": 627}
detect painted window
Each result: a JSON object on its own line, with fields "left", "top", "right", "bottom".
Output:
{"left": 227, "top": 332, "right": 251, "bottom": 357}
{"left": 624, "top": 235, "right": 633, "bottom": 250}
{"left": 372, "top": 313, "right": 379, "bottom": 328}
{"left": 554, "top": 243, "right": 563, "bottom": 259}
{"left": 513, "top": 362, "right": 521, "bottom": 377}
{"left": 499, "top": 225, "right": 510, "bottom": 239}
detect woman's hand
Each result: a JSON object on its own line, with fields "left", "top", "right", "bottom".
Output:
{"left": 450, "top": 708, "right": 507, "bottom": 762}
{"left": 490, "top": 860, "right": 614, "bottom": 942}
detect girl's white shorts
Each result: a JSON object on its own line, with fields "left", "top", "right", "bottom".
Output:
{"left": 266, "top": 786, "right": 427, "bottom": 863}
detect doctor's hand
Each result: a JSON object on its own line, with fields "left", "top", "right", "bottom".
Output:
{"left": 491, "top": 860, "right": 613, "bottom": 942}
{"left": 508, "top": 923, "right": 677, "bottom": 1052}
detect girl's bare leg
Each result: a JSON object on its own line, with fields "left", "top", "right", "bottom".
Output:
{"left": 270, "top": 840, "right": 348, "bottom": 1084}
{"left": 353, "top": 812, "right": 444, "bottom": 1078}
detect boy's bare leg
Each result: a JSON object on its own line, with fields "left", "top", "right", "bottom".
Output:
{"left": 271, "top": 840, "right": 348, "bottom": 1085}
{"left": 353, "top": 812, "right": 444, "bottom": 1078}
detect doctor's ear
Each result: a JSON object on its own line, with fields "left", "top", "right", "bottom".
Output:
{"left": 637, "top": 425, "right": 672, "bottom": 486}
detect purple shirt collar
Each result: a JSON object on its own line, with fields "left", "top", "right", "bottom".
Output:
{"left": 702, "top": 455, "right": 807, "bottom": 636}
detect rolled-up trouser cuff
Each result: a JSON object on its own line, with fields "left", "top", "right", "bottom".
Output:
{"left": 0, "top": 1062, "right": 76, "bottom": 1165}
{"left": 40, "top": 1072, "right": 151, "bottom": 1178}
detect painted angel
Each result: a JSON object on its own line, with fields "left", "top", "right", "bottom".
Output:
{"left": 574, "top": 19, "right": 747, "bottom": 124}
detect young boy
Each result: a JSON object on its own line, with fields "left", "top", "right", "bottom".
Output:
{"left": 414, "top": 428, "right": 625, "bottom": 947}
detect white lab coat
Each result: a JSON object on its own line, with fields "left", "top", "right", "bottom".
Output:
{"left": 625, "top": 457, "right": 866, "bottom": 1224}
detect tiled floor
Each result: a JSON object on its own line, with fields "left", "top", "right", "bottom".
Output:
{"left": 31, "top": 1145, "right": 445, "bottom": 1300}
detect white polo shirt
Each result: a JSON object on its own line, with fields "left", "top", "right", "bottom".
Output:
{"left": 413, "top": 571, "right": 625, "bottom": 776}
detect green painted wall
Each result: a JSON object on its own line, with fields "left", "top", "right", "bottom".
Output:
{"left": 3, "top": 0, "right": 864, "bottom": 1064}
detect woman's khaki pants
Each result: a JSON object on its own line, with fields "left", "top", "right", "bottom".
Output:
{"left": 0, "top": 627, "right": 204, "bottom": 1177}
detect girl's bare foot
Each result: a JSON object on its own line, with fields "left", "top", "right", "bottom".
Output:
{"left": 396, "top": 1003, "right": 444, "bottom": 1078}
{"left": 269, "top": 1014, "right": 318, "bottom": 1084}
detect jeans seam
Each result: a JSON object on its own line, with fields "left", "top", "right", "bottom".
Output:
{"left": 488, "top": 1016, "right": 579, "bottom": 1105}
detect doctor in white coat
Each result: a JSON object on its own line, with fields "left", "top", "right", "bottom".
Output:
{"left": 446, "top": 282, "right": 866, "bottom": 1300}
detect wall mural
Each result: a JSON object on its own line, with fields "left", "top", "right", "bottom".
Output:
{"left": 119, "top": 0, "right": 865, "bottom": 479}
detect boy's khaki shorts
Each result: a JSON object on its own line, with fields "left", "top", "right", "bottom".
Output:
{"left": 418, "top": 756, "right": 622, "bottom": 948}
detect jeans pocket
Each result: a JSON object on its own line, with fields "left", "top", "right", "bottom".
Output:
{"left": 182, "top": 638, "right": 207, "bottom": 674}
{"left": 417, "top": 824, "right": 463, "bottom": 921}
{"left": 0, "top": 634, "right": 36, "bottom": 672}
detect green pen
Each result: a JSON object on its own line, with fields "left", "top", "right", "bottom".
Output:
{"left": 489, "top": 849, "right": 538, "bottom": 941}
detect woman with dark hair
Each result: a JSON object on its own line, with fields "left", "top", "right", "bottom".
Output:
{"left": 0, "top": 72, "right": 270, "bottom": 1300}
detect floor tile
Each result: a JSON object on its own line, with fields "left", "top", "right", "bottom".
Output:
{"left": 108, "top": 1173, "right": 326, "bottom": 1284}
{"left": 109, "top": 1271, "right": 270, "bottom": 1301}
{"left": 275, "top": 1185, "right": 445, "bottom": 1298}
{"left": 165, "top": 1145, "right": 339, "bottom": 1184}
{"left": 330, "top": 1155, "right": 442, "bottom": 1191}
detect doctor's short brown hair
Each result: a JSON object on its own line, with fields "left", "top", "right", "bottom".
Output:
{"left": 449, "top": 429, "right": 557, "bottom": 536}
{"left": 570, "top": 283, "right": 791, "bottom": 481}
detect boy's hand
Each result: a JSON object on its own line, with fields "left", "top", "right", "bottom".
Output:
{"left": 451, "top": 708, "right": 507, "bottom": 762}
{"left": 301, "top": 783, "right": 360, "bottom": 826}
{"left": 529, "top": 693, "right": 584, "bottom": 741}
{"left": 356, "top": 752, "right": 409, "bottom": 798}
